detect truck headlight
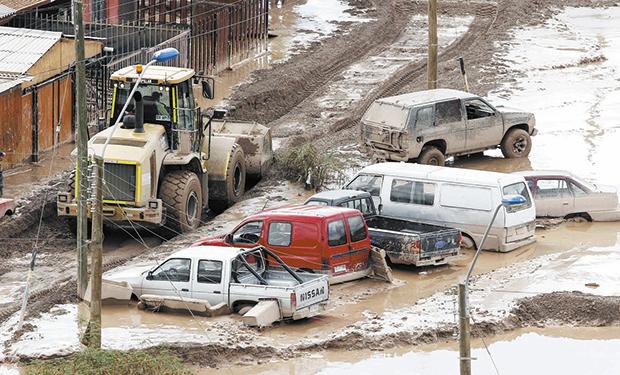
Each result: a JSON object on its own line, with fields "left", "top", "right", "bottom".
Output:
{"left": 148, "top": 201, "right": 159, "bottom": 209}
{"left": 58, "top": 193, "right": 68, "bottom": 202}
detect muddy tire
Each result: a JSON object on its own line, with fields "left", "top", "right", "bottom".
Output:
{"left": 224, "top": 144, "right": 246, "bottom": 206}
{"left": 160, "top": 170, "right": 203, "bottom": 233}
{"left": 68, "top": 169, "right": 76, "bottom": 199}
{"left": 234, "top": 302, "right": 256, "bottom": 315}
{"left": 501, "top": 128, "right": 532, "bottom": 158}
{"left": 418, "top": 146, "right": 445, "bottom": 166}
{"left": 460, "top": 235, "right": 475, "bottom": 250}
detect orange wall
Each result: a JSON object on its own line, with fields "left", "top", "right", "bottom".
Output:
{"left": 0, "top": 88, "right": 26, "bottom": 167}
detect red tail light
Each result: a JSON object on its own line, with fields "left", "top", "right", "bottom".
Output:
{"left": 459, "top": 232, "right": 462, "bottom": 247}
{"left": 291, "top": 292, "right": 296, "bottom": 310}
{"left": 411, "top": 240, "right": 420, "bottom": 254}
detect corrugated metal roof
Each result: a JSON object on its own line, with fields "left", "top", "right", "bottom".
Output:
{"left": 0, "top": 0, "right": 49, "bottom": 14}
{"left": 0, "top": 26, "right": 62, "bottom": 74}
{"left": 0, "top": 4, "right": 16, "bottom": 20}
{"left": 0, "top": 74, "right": 30, "bottom": 94}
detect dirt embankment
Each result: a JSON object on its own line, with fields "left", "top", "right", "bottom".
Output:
{"left": 168, "top": 291, "right": 620, "bottom": 369}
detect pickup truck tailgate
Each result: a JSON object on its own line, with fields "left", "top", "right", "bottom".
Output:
{"left": 295, "top": 275, "right": 329, "bottom": 310}
{"left": 419, "top": 229, "right": 461, "bottom": 258}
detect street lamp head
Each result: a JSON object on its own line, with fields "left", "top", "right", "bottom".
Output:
{"left": 152, "top": 48, "right": 179, "bottom": 62}
{"left": 501, "top": 194, "right": 526, "bottom": 207}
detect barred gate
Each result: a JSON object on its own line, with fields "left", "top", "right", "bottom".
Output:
{"left": 191, "top": 0, "right": 268, "bottom": 75}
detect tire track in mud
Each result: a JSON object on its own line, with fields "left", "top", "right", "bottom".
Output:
{"left": 329, "top": 2, "right": 499, "bottom": 133}
{"left": 226, "top": 0, "right": 418, "bottom": 124}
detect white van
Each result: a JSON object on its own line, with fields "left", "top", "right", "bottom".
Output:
{"left": 344, "top": 163, "right": 536, "bottom": 252}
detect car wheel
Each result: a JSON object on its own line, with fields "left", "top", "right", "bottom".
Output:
{"left": 418, "top": 146, "right": 445, "bottom": 166}
{"left": 501, "top": 128, "right": 532, "bottom": 158}
{"left": 460, "top": 235, "right": 475, "bottom": 250}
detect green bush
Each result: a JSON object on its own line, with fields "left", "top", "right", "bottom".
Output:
{"left": 23, "top": 345, "right": 193, "bottom": 375}
{"left": 272, "top": 143, "right": 348, "bottom": 191}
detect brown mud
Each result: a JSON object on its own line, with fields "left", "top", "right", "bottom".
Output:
{"left": 2, "top": 0, "right": 620, "bottom": 368}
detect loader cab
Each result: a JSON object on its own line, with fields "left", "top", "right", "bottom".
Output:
{"left": 109, "top": 65, "right": 212, "bottom": 155}
{"left": 110, "top": 80, "right": 200, "bottom": 153}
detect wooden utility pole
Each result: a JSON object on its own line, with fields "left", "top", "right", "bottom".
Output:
{"left": 458, "top": 282, "right": 471, "bottom": 375}
{"left": 427, "top": 0, "right": 438, "bottom": 89}
{"left": 87, "top": 155, "right": 104, "bottom": 348}
{"left": 74, "top": 0, "right": 89, "bottom": 299}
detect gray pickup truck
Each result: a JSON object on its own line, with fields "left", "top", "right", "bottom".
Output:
{"left": 305, "top": 190, "right": 461, "bottom": 267}
{"left": 361, "top": 89, "right": 537, "bottom": 166}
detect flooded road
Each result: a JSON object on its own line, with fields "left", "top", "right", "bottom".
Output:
{"left": 197, "top": 326, "right": 620, "bottom": 375}
{"left": 3, "top": 2, "right": 620, "bottom": 374}
{"left": 455, "top": 7, "right": 620, "bottom": 188}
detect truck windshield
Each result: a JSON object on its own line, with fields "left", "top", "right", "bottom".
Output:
{"left": 110, "top": 82, "right": 172, "bottom": 127}
{"left": 502, "top": 182, "right": 533, "bottom": 213}
{"left": 345, "top": 174, "right": 383, "bottom": 197}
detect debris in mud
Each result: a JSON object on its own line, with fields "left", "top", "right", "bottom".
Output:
{"left": 510, "top": 291, "right": 620, "bottom": 327}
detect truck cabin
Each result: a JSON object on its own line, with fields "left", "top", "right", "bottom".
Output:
{"left": 109, "top": 65, "right": 213, "bottom": 153}
{"left": 304, "top": 190, "right": 378, "bottom": 219}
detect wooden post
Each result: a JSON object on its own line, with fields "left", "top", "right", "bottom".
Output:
{"left": 459, "top": 57, "right": 469, "bottom": 92}
{"left": 74, "top": 0, "right": 89, "bottom": 300}
{"left": 459, "top": 283, "right": 471, "bottom": 375}
{"left": 87, "top": 155, "right": 104, "bottom": 348}
{"left": 427, "top": 0, "right": 438, "bottom": 89}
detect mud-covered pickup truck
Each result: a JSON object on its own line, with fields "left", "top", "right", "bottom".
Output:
{"left": 361, "top": 89, "right": 537, "bottom": 166}
{"left": 305, "top": 190, "right": 461, "bottom": 267}
{"left": 108, "top": 245, "right": 329, "bottom": 321}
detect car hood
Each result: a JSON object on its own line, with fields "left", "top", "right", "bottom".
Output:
{"left": 192, "top": 235, "right": 228, "bottom": 247}
{"left": 106, "top": 264, "right": 153, "bottom": 289}
{"left": 496, "top": 106, "right": 535, "bottom": 123}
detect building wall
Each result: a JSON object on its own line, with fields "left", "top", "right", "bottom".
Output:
{"left": 36, "top": 76, "right": 73, "bottom": 153}
{"left": 0, "top": 88, "right": 27, "bottom": 167}
{"left": 0, "top": 75, "right": 74, "bottom": 168}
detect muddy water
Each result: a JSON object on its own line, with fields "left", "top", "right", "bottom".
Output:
{"left": 477, "top": 7, "right": 620, "bottom": 187}
{"left": 87, "top": 220, "right": 620, "bottom": 350}
{"left": 197, "top": 326, "right": 620, "bottom": 375}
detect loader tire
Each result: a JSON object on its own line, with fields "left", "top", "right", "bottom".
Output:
{"left": 223, "top": 143, "right": 246, "bottom": 207}
{"left": 160, "top": 170, "right": 203, "bottom": 234}
{"left": 68, "top": 169, "right": 76, "bottom": 199}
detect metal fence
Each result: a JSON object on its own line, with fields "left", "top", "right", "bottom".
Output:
{"left": 11, "top": 13, "right": 189, "bottom": 59}
{"left": 10, "top": 0, "right": 269, "bottom": 125}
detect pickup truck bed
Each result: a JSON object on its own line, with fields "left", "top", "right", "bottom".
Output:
{"left": 366, "top": 216, "right": 461, "bottom": 266}
{"left": 304, "top": 190, "right": 462, "bottom": 267}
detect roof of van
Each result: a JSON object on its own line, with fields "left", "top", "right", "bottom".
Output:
{"left": 353, "top": 163, "right": 524, "bottom": 185}
{"left": 258, "top": 204, "right": 362, "bottom": 218}
{"left": 374, "top": 89, "right": 478, "bottom": 108}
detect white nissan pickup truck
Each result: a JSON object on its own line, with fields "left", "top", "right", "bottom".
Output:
{"left": 109, "top": 245, "right": 329, "bottom": 321}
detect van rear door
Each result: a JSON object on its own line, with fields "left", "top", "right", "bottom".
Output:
{"left": 326, "top": 217, "right": 352, "bottom": 276}
{"left": 502, "top": 180, "right": 536, "bottom": 242}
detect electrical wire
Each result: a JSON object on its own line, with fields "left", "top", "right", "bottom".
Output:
{"left": 470, "top": 313, "right": 502, "bottom": 375}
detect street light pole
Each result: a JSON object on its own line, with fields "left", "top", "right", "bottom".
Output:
{"left": 458, "top": 195, "right": 527, "bottom": 375}
{"left": 85, "top": 47, "right": 180, "bottom": 348}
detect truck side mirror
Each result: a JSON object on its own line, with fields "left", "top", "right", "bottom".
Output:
{"left": 202, "top": 78, "right": 215, "bottom": 99}
{"left": 225, "top": 233, "right": 233, "bottom": 244}
{"left": 146, "top": 271, "right": 153, "bottom": 280}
